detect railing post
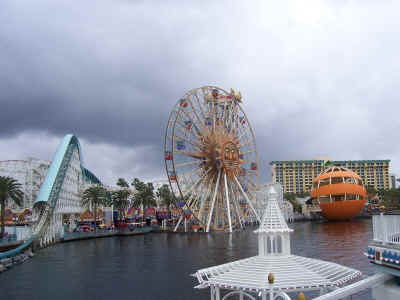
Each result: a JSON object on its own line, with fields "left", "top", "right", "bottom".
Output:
{"left": 383, "top": 213, "right": 388, "bottom": 245}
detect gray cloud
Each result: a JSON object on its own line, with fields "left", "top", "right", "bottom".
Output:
{"left": 1, "top": 0, "right": 400, "bottom": 185}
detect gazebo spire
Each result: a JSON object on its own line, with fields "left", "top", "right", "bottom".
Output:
{"left": 255, "top": 185, "right": 293, "bottom": 256}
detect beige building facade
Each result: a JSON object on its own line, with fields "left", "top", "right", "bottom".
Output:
{"left": 270, "top": 159, "right": 390, "bottom": 194}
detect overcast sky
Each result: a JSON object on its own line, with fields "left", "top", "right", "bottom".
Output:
{"left": 1, "top": 0, "right": 400, "bottom": 186}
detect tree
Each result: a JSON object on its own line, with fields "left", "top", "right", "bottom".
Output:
{"left": 382, "top": 188, "right": 400, "bottom": 209}
{"left": 0, "top": 176, "right": 24, "bottom": 237}
{"left": 116, "top": 178, "right": 129, "bottom": 188}
{"left": 364, "top": 185, "right": 379, "bottom": 204}
{"left": 81, "top": 185, "right": 107, "bottom": 233}
{"left": 295, "top": 192, "right": 310, "bottom": 198}
{"left": 112, "top": 189, "right": 130, "bottom": 221}
{"left": 112, "top": 178, "right": 132, "bottom": 222}
{"left": 283, "top": 192, "right": 306, "bottom": 212}
{"left": 283, "top": 193, "right": 296, "bottom": 202}
{"left": 131, "top": 178, "right": 156, "bottom": 213}
{"left": 366, "top": 186, "right": 378, "bottom": 195}
{"left": 157, "top": 184, "right": 175, "bottom": 216}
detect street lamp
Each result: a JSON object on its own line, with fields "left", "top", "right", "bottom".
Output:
{"left": 13, "top": 214, "right": 18, "bottom": 241}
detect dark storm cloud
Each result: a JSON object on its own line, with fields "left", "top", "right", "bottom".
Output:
{"left": 0, "top": 0, "right": 230, "bottom": 147}
{"left": 1, "top": 0, "right": 400, "bottom": 184}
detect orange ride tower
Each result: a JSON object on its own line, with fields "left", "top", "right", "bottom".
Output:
{"left": 310, "top": 166, "right": 366, "bottom": 220}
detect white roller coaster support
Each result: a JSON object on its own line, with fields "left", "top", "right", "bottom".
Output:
{"left": 224, "top": 173, "right": 232, "bottom": 233}
{"left": 206, "top": 170, "right": 221, "bottom": 232}
{"left": 234, "top": 176, "right": 260, "bottom": 223}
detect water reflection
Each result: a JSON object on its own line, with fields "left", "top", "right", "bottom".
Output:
{"left": 0, "top": 219, "right": 374, "bottom": 300}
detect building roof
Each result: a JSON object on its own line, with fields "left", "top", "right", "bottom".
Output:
{"left": 313, "top": 166, "right": 363, "bottom": 182}
{"left": 254, "top": 186, "right": 293, "bottom": 234}
{"left": 270, "top": 159, "right": 390, "bottom": 165}
{"left": 194, "top": 255, "right": 361, "bottom": 293}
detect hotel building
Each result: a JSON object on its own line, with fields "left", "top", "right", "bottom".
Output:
{"left": 0, "top": 158, "right": 50, "bottom": 210}
{"left": 270, "top": 159, "right": 390, "bottom": 194}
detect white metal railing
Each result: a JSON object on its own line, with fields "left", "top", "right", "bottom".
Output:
{"left": 313, "top": 273, "right": 392, "bottom": 300}
{"left": 373, "top": 214, "right": 400, "bottom": 244}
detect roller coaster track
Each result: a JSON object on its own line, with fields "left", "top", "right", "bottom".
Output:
{"left": 0, "top": 135, "right": 94, "bottom": 259}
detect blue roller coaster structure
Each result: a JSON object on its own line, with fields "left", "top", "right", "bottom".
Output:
{"left": 0, "top": 134, "right": 101, "bottom": 259}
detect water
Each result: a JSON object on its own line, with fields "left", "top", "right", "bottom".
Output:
{"left": 0, "top": 219, "right": 374, "bottom": 300}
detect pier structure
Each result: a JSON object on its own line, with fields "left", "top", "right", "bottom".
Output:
{"left": 301, "top": 204, "right": 321, "bottom": 219}
{"left": 193, "top": 185, "right": 361, "bottom": 300}
{"left": 365, "top": 213, "right": 400, "bottom": 299}
{"left": 309, "top": 212, "right": 400, "bottom": 300}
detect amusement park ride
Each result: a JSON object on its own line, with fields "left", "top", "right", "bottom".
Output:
{"left": 164, "top": 86, "right": 260, "bottom": 232}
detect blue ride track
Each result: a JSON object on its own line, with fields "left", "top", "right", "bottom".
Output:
{"left": 0, "top": 134, "right": 100, "bottom": 259}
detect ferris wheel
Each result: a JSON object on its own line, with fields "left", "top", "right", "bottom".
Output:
{"left": 164, "top": 86, "right": 260, "bottom": 232}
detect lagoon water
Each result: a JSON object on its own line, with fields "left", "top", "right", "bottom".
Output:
{"left": 0, "top": 219, "right": 374, "bottom": 300}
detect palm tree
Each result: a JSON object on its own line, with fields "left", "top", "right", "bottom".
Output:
{"left": 81, "top": 185, "right": 107, "bottom": 233}
{"left": 157, "top": 184, "right": 174, "bottom": 218}
{"left": 112, "top": 189, "right": 130, "bottom": 222}
{"left": 116, "top": 178, "right": 129, "bottom": 188}
{"left": 131, "top": 178, "right": 156, "bottom": 209}
{"left": 0, "top": 176, "right": 24, "bottom": 238}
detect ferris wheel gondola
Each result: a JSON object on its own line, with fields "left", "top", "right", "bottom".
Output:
{"left": 164, "top": 86, "right": 259, "bottom": 232}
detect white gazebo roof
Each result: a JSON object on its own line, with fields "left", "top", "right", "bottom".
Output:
{"left": 254, "top": 186, "right": 293, "bottom": 234}
{"left": 192, "top": 183, "right": 362, "bottom": 299}
{"left": 194, "top": 255, "right": 361, "bottom": 293}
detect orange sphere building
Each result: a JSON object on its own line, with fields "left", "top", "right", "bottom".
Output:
{"left": 310, "top": 166, "right": 366, "bottom": 220}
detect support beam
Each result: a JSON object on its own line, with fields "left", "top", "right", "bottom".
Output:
{"left": 234, "top": 176, "right": 260, "bottom": 223}
{"left": 206, "top": 170, "right": 221, "bottom": 232}
{"left": 230, "top": 182, "right": 243, "bottom": 229}
{"left": 174, "top": 216, "right": 183, "bottom": 232}
{"left": 216, "top": 287, "right": 221, "bottom": 300}
{"left": 224, "top": 173, "right": 232, "bottom": 233}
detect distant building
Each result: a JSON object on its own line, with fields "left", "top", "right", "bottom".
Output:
{"left": 270, "top": 159, "right": 390, "bottom": 194}
{"left": 0, "top": 158, "right": 50, "bottom": 210}
{"left": 390, "top": 173, "right": 396, "bottom": 189}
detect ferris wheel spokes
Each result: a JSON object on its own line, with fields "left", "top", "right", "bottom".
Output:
{"left": 224, "top": 173, "right": 233, "bottom": 233}
{"left": 179, "top": 109, "right": 203, "bottom": 139}
{"left": 229, "top": 180, "right": 243, "bottom": 229}
{"left": 198, "top": 175, "right": 216, "bottom": 224}
{"left": 206, "top": 170, "right": 221, "bottom": 233}
{"left": 234, "top": 175, "right": 260, "bottom": 223}
{"left": 181, "top": 168, "right": 211, "bottom": 198}
{"left": 169, "top": 134, "right": 202, "bottom": 151}
{"left": 174, "top": 160, "right": 201, "bottom": 168}
{"left": 185, "top": 96, "right": 206, "bottom": 131}
{"left": 192, "top": 92, "right": 207, "bottom": 121}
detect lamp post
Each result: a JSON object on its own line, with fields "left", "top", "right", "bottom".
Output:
{"left": 13, "top": 214, "right": 17, "bottom": 241}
